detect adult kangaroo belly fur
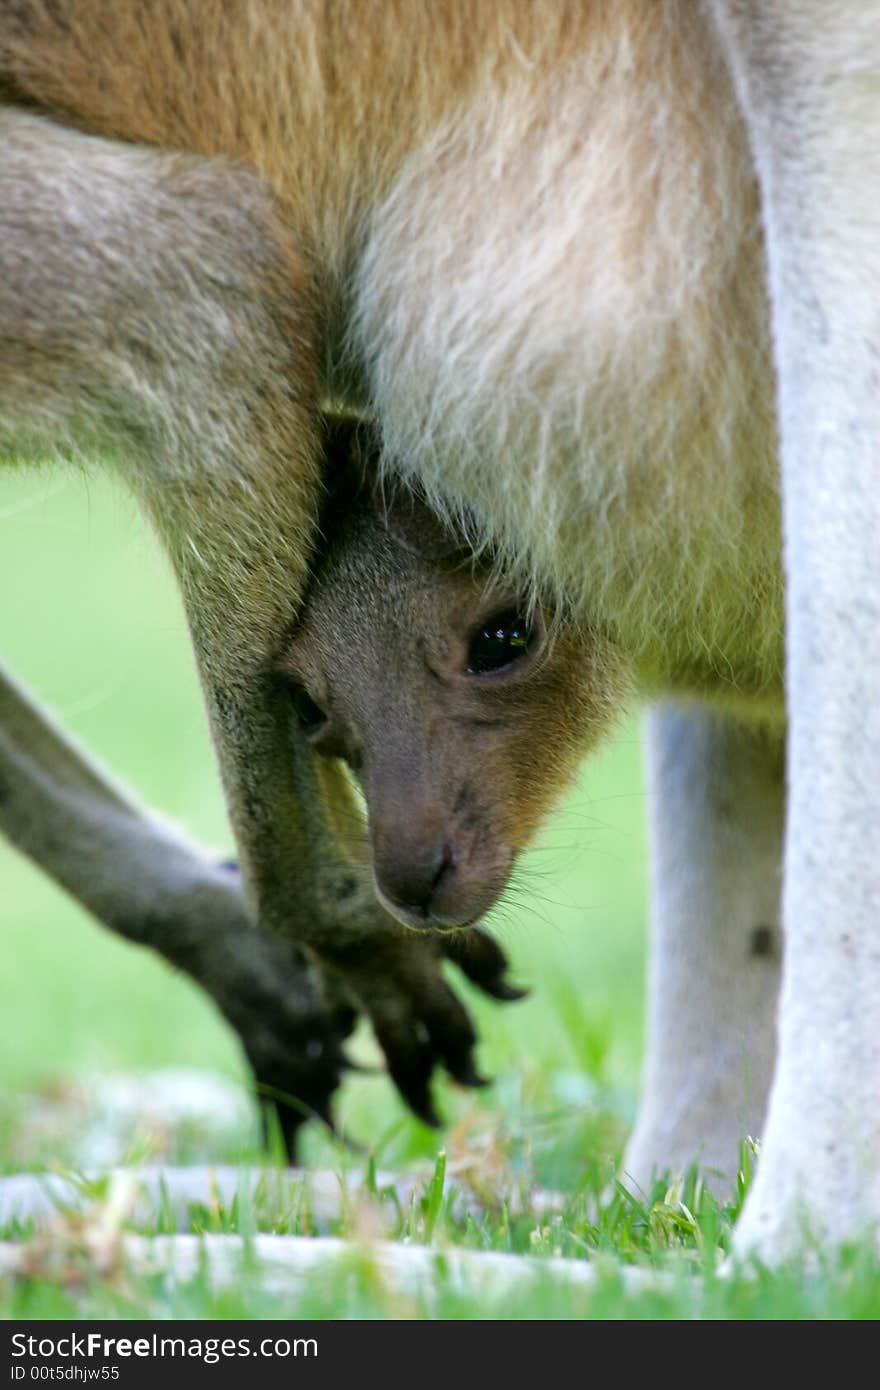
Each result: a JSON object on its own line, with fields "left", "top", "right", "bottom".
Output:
{"left": 1, "top": 1, "right": 878, "bottom": 1261}
{"left": 354, "top": 25, "right": 782, "bottom": 703}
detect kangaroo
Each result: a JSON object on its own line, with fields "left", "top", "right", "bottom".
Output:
{"left": 1, "top": 2, "right": 878, "bottom": 1260}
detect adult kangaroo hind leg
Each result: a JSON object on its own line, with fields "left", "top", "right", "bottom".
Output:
{"left": 710, "top": 2, "right": 880, "bottom": 1257}
{"left": 625, "top": 705, "right": 784, "bottom": 1196}
{"left": 0, "top": 110, "right": 515, "bottom": 1132}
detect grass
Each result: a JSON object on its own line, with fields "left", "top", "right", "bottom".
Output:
{"left": 2, "top": 465, "right": 879, "bottom": 1319}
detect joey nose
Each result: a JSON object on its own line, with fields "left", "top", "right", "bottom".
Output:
{"left": 373, "top": 833, "right": 457, "bottom": 927}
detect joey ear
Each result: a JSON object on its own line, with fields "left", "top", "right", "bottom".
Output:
{"left": 317, "top": 409, "right": 383, "bottom": 543}
{"left": 377, "top": 480, "right": 471, "bottom": 560}
{"left": 320, "top": 410, "right": 377, "bottom": 503}
{"left": 319, "top": 409, "right": 469, "bottom": 561}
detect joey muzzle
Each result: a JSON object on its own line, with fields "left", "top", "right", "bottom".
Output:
{"left": 370, "top": 812, "right": 511, "bottom": 931}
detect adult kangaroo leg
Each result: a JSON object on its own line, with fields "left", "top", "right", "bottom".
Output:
{"left": 0, "top": 110, "right": 514, "bottom": 1128}
{"left": 0, "top": 666, "right": 349, "bottom": 1150}
{"left": 625, "top": 705, "right": 784, "bottom": 1196}
{"left": 709, "top": 3, "right": 880, "bottom": 1256}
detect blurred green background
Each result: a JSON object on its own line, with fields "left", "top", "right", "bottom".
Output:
{"left": 0, "top": 465, "right": 648, "bottom": 1159}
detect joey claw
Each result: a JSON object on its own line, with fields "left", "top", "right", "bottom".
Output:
{"left": 388, "top": 1057, "right": 442, "bottom": 1128}
{"left": 451, "top": 1059, "right": 491, "bottom": 1088}
{"left": 440, "top": 925, "right": 529, "bottom": 1003}
{"left": 480, "top": 978, "right": 530, "bottom": 1003}
{"left": 410, "top": 1095, "right": 443, "bottom": 1129}
{"left": 374, "top": 1022, "right": 441, "bottom": 1126}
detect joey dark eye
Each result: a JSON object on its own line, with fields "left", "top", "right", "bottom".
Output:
{"left": 467, "top": 611, "right": 534, "bottom": 675}
{"left": 289, "top": 685, "right": 327, "bottom": 733}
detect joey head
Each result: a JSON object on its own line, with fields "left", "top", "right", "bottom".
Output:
{"left": 281, "top": 421, "right": 622, "bottom": 932}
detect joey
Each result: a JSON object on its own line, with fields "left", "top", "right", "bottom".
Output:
{"left": 282, "top": 422, "right": 622, "bottom": 933}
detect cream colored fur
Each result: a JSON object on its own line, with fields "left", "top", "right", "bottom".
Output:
{"left": 354, "top": 6, "right": 781, "bottom": 701}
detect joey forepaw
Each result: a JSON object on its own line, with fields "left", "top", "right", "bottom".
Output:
{"left": 318, "top": 924, "right": 525, "bottom": 1128}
